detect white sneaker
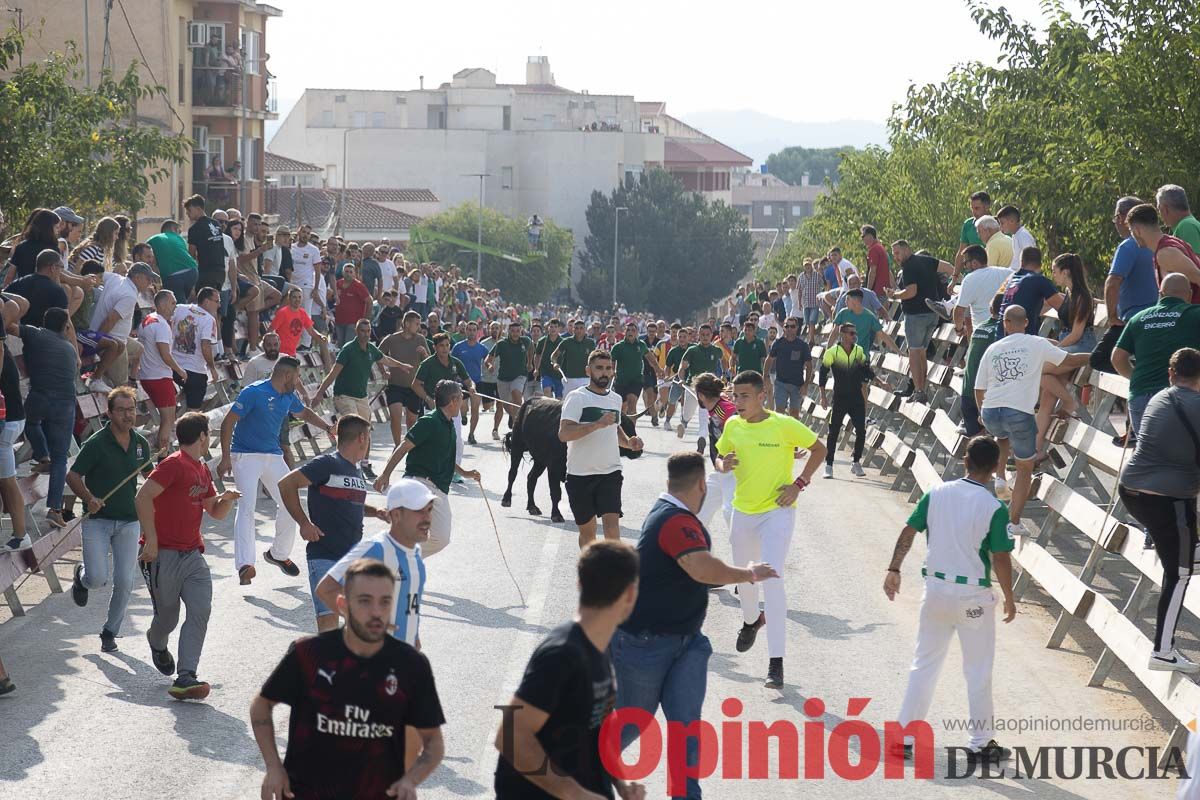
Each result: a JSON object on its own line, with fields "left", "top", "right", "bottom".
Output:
{"left": 823, "top": 463, "right": 834, "bottom": 479}
{"left": 1006, "top": 522, "right": 1024, "bottom": 539}
{"left": 925, "top": 297, "right": 953, "bottom": 322}
{"left": 87, "top": 377, "right": 115, "bottom": 394}
{"left": 994, "top": 478, "right": 1011, "bottom": 501}
{"left": 4, "top": 535, "right": 31, "bottom": 551}
{"left": 1149, "top": 650, "right": 1200, "bottom": 673}
{"left": 675, "top": 423, "right": 686, "bottom": 439}
{"left": 851, "top": 461, "right": 865, "bottom": 477}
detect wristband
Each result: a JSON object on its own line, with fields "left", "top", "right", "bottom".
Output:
{"left": 886, "top": 568, "right": 900, "bottom": 574}
{"left": 793, "top": 475, "right": 809, "bottom": 490}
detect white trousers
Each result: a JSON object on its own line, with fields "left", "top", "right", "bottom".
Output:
{"left": 680, "top": 390, "right": 709, "bottom": 437}
{"left": 563, "top": 377, "right": 589, "bottom": 395}
{"left": 730, "top": 506, "right": 795, "bottom": 658}
{"left": 297, "top": 281, "right": 315, "bottom": 346}
{"left": 231, "top": 452, "right": 297, "bottom": 569}
{"left": 698, "top": 470, "right": 735, "bottom": 532}
{"left": 454, "top": 413, "right": 464, "bottom": 466}
{"left": 411, "top": 476, "right": 452, "bottom": 557}
{"left": 896, "top": 579, "right": 997, "bottom": 750}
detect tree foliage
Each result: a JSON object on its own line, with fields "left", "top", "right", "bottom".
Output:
{"left": 0, "top": 26, "right": 188, "bottom": 223}
{"left": 768, "top": 0, "right": 1200, "bottom": 283}
{"left": 764, "top": 146, "right": 852, "bottom": 186}
{"left": 578, "top": 169, "right": 753, "bottom": 319}
{"left": 414, "top": 202, "right": 572, "bottom": 304}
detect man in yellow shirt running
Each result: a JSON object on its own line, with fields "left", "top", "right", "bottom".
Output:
{"left": 715, "top": 370, "right": 826, "bottom": 688}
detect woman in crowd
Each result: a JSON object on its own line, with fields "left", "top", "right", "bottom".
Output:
{"left": 1035, "top": 253, "right": 1095, "bottom": 461}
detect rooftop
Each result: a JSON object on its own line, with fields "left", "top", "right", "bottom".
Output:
{"left": 264, "top": 152, "right": 322, "bottom": 173}
{"left": 268, "top": 188, "right": 424, "bottom": 232}
{"left": 664, "top": 138, "right": 753, "bottom": 167}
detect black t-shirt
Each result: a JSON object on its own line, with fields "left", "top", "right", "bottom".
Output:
{"left": 899, "top": 254, "right": 941, "bottom": 315}
{"left": 187, "top": 216, "right": 227, "bottom": 275}
{"left": 375, "top": 306, "right": 403, "bottom": 339}
{"left": 259, "top": 630, "right": 446, "bottom": 800}
{"left": 0, "top": 345, "right": 23, "bottom": 422}
{"left": 769, "top": 335, "right": 811, "bottom": 385}
{"left": 495, "top": 622, "right": 617, "bottom": 799}
{"left": 10, "top": 237, "right": 57, "bottom": 278}
{"left": 9, "top": 273, "right": 69, "bottom": 326}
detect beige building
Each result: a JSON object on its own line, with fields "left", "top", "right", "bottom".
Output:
{"left": 4, "top": 0, "right": 280, "bottom": 228}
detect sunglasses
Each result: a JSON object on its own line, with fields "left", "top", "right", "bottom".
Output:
{"left": 784, "top": 324, "right": 798, "bottom": 329}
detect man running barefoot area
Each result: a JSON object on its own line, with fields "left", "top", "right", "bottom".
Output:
{"left": 883, "top": 435, "right": 1016, "bottom": 763}
{"left": 219, "top": 356, "right": 336, "bottom": 585}
{"left": 251, "top": 559, "right": 446, "bottom": 800}
{"left": 715, "top": 370, "right": 825, "bottom": 689}
{"left": 560, "top": 350, "right": 644, "bottom": 550}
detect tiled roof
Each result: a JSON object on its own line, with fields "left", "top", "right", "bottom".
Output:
{"left": 343, "top": 188, "right": 439, "bottom": 203}
{"left": 664, "top": 138, "right": 753, "bottom": 167}
{"left": 264, "top": 152, "right": 322, "bottom": 172}
{"left": 268, "top": 189, "right": 422, "bottom": 232}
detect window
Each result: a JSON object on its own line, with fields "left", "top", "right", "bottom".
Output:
{"left": 207, "top": 137, "right": 224, "bottom": 170}
{"left": 427, "top": 108, "right": 446, "bottom": 129}
{"left": 792, "top": 205, "right": 802, "bottom": 217}
{"left": 762, "top": 204, "right": 772, "bottom": 216}
{"left": 326, "top": 165, "right": 338, "bottom": 186}
{"left": 299, "top": 175, "right": 316, "bottom": 188}
{"left": 192, "top": 125, "right": 208, "bottom": 152}
{"left": 267, "top": 78, "right": 278, "bottom": 113}
{"left": 241, "top": 29, "right": 260, "bottom": 75}
{"left": 370, "top": 111, "right": 386, "bottom": 128}
{"left": 501, "top": 166, "right": 513, "bottom": 189}
{"left": 395, "top": 95, "right": 406, "bottom": 105}
{"left": 280, "top": 174, "right": 296, "bottom": 187}
{"left": 321, "top": 110, "right": 334, "bottom": 127}
{"left": 351, "top": 111, "right": 367, "bottom": 128}
{"left": 335, "top": 94, "right": 347, "bottom": 103}
{"left": 502, "top": 105, "right": 511, "bottom": 130}
{"left": 235, "top": 138, "right": 260, "bottom": 180}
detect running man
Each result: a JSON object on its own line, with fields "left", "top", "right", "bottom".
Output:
{"left": 485, "top": 320, "right": 532, "bottom": 437}
{"left": 551, "top": 318, "right": 596, "bottom": 397}
{"left": 611, "top": 322, "right": 662, "bottom": 418}
{"left": 137, "top": 289, "right": 187, "bottom": 454}
{"left": 380, "top": 310, "right": 431, "bottom": 448}
{"left": 218, "top": 356, "right": 336, "bottom": 585}
{"left": 494, "top": 540, "right": 646, "bottom": 800}
{"left": 693, "top": 373, "right": 739, "bottom": 531}
{"left": 662, "top": 326, "right": 691, "bottom": 428}
{"left": 560, "top": 350, "right": 644, "bottom": 550}
{"left": 251, "top": 559, "right": 446, "bottom": 800}
{"left": 135, "top": 412, "right": 240, "bottom": 700}
{"left": 278, "top": 414, "right": 385, "bottom": 633}
{"left": 452, "top": 321, "right": 489, "bottom": 444}
{"left": 884, "top": 434, "right": 1016, "bottom": 762}
{"left": 532, "top": 317, "right": 565, "bottom": 399}
{"left": 412, "top": 332, "right": 474, "bottom": 479}
{"left": 819, "top": 323, "right": 882, "bottom": 479}
{"left": 676, "top": 324, "right": 724, "bottom": 452}
{"left": 715, "top": 370, "right": 825, "bottom": 688}
{"left": 642, "top": 320, "right": 668, "bottom": 427}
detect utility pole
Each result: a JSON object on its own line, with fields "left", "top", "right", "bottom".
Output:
{"left": 462, "top": 173, "right": 489, "bottom": 283}
{"left": 612, "top": 206, "right": 627, "bottom": 308}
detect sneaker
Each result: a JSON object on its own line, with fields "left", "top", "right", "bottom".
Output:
{"left": 468, "top": 433, "right": 478, "bottom": 445}
{"left": 823, "top": 463, "right": 834, "bottom": 479}
{"left": 765, "top": 657, "right": 784, "bottom": 689}
{"left": 925, "top": 297, "right": 953, "bottom": 322}
{"left": 361, "top": 463, "right": 377, "bottom": 480}
{"left": 263, "top": 551, "right": 300, "bottom": 577}
{"left": 736, "top": 612, "right": 766, "bottom": 653}
{"left": 1006, "top": 522, "right": 1024, "bottom": 538}
{"left": 994, "top": 478, "right": 1011, "bottom": 501}
{"left": 1148, "top": 650, "right": 1200, "bottom": 673}
{"left": 87, "top": 377, "right": 115, "bottom": 394}
{"left": 4, "top": 535, "right": 30, "bottom": 551}
{"left": 675, "top": 423, "right": 686, "bottom": 439}
{"left": 851, "top": 461, "right": 865, "bottom": 477}
{"left": 910, "top": 390, "right": 929, "bottom": 404}
{"left": 71, "top": 564, "right": 89, "bottom": 607}
{"left": 491, "top": 429, "right": 500, "bottom": 441}
{"left": 696, "top": 437, "right": 706, "bottom": 454}
{"left": 46, "top": 509, "right": 67, "bottom": 528}
{"left": 148, "top": 635, "right": 176, "bottom": 675}
{"left": 0, "top": 676, "right": 13, "bottom": 695}
{"left": 239, "top": 564, "right": 256, "bottom": 585}
{"left": 168, "top": 675, "right": 211, "bottom": 701}
{"left": 650, "top": 416, "right": 659, "bottom": 428}
{"left": 100, "top": 629, "right": 118, "bottom": 653}
{"left": 972, "top": 739, "right": 1011, "bottom": 762}
{"left": 893, "top": 382, "right": 914, "bottom": 399}
{"left": 956, "top": 423, "right": 968, "bottom": 436}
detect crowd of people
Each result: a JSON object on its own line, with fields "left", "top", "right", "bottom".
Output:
{"left": 0, "top": 178, "right": 1198, "bottom": 798}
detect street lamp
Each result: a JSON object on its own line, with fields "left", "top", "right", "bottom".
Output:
{"left": 613, "top": 206, "right": 628, "bottom": 308}
{"left": 462, "top": 173, "right": 490, "bottom": 283}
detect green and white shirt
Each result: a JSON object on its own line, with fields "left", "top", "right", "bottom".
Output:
{"left": 907, "top": 478, "right": 1013, "bottom": 587}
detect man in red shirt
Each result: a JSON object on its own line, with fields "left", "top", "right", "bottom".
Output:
{"left": 272, "top": 286, "right": 330, "bottom": 362}
{"left": 135, "top": 412, "right": 240, "bottom": 701}
{"left": 334, "top": 262, "right": 371, "bottom": 347}
{"left": 862, "top": 224, "right": 892, "bottom": 296}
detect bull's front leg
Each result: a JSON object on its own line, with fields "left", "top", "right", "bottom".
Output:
{"left": 526, "top": 461, "right": 545, "bottom": 516}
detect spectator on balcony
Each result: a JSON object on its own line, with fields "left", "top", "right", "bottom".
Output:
{"left": 148, "top": 219, "right": 199, "bottom": 303}
{"left": 207, "top": 157, "right": 226, "bottom": 183}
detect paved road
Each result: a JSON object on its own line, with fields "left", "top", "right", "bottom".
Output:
{"left": 0, "top": 412, "right": 1180, "bottom": 799}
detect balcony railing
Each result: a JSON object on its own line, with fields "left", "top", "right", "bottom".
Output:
{"left": 192, "top": 179, "right": 240, "bottom": 210}
{"left": 192, "top": 66, "right": 243, "bottom": 108}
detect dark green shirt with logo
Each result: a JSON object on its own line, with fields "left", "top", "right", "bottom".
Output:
{"left": 610, "top": 339, "right": 650, "bottom": 385}
{"left": 69, "top": 424, "right": 153, "bottom": 521}
{"left": 333, "top": 341, "right": 385, "bottom": 399}
{"left": 414, "top": 354, "right": 470, "bottom": 392}
{"left": 1116, "top": 297, "right": 1200, "bottom": 398}
{"left": 553, "top": 336, "right": 595, "bottom": 379}
{"left": 491, "top": 336, "right": 532, "bottom": 382}
{"left": 732, "top": 336, "right": 768, "bottom": 374}
{"left": 404, "top": 410, "right": 456, "bottom": 493}
{"left": 682, "top": 343, "right": 723, "bottom": 381}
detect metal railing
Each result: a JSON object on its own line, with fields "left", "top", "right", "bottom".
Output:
{"left": 192, "top": 66, "right": 243, "bottom": 107}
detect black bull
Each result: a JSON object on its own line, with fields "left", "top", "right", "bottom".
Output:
{"left": 501, "top": 396, "right": 642, "bottom": 523}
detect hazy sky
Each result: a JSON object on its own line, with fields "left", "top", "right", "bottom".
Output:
{"left": 266, "top": 0, "right": 1070, "bottom": 136}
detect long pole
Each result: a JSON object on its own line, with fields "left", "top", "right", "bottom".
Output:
{"left": 240, "top": 51, "right": 248, "bottom": 212}
{"left": 476, "top": 174, "right": 484, "bottom": 283}
{"left": 340, "top": 127, "right": 349, "bottom": 236}
{"left": 612, "top": 206, "right": 627, "bottom": 308}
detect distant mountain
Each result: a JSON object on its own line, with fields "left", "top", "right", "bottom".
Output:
{"left": 678, "top": 110, "right": 887, "bottom": 165}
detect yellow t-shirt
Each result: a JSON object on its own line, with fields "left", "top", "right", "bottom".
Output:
{"left": 985, "top": 232, "right": 1014, "bottom": 269}
{"left": 716, "top": 411, "right": 818, "bottom": 514}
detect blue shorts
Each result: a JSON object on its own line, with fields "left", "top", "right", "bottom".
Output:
{"left": 904, "top": 312, "right": 939, "bottom": 349}
{"left": 540, "top": 375, "right": 564, "bottom": 398}
{"left": 307, "top": 557, "right": 338, "bottom": 618}
{"left": 803, "top": 307, "right": 821, "bottom": 325}
{"left": 774, "top": 379, "right": 803, "bottom": 413}
{"left": 980, "top": 406, "right": 1038, "bottom": 461}
{"left": 77, "top": 329, "right": 118, "bottom": 359}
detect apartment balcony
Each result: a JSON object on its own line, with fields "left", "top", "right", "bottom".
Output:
{"left": 192, "top": 67, "right": 278, "bottom": 121}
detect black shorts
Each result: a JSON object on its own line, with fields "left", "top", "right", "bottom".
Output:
{"left": 385, "top": 385, "right": 424, "bottom": 416}
{"left": 614, "top": 382, "right": 643, "bottom": 402}
{"left": 196, "top": 270, "right": 224, "bottom": 292}
{"left": 642, "top": 367, "right": 659, "bottom": 389}
{"left": 175, "top": 370, "right": 208, "bottom": 410}
{"left": 565, "top": 470, "right": 623, "bottom": 525}
{"left": 477, "top": 382, "right": 498, "bottom": 403}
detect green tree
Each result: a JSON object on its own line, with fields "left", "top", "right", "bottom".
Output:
{"left": 578, "top": 170, "right": 753, "bottom": 319}
{"left": 0, "top": 27, "right": 188, "bottom": 224}
{"left": 765, "top": 146, "right": 853, "bottom": 186}
{"left": 413, "top": 203, "right": 572, "bottom": 304}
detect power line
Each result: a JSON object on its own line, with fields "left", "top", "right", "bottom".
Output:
{"left": 114, "top": 0, "right": 187, "bottom": 135}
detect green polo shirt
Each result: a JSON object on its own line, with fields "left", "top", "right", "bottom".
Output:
{"left": 492, "top": 336, "right": 532, "bottom": 382}
{"left": 553, "top": 336, "right": 595, "bottom": 379}
{"left": 69, "top": 424, "right": 153, "bottom": 521}
{"left": 1173, "top": 215, "right": 1200, "bottom": 257}
{"left": 832, "top": 307, "right": 883, "bottom": 355}
{"left": 535, "top": 335, "right": 564, "bottom": 379}
{"left": 146, "top": 231, "right": 197, "bottom": 279}
{"left": 610, "top": 339, "right": 650, "bottom": 385}
{"left": 682, "top": 343, "right": 723, "bottom": 381}
{"left": 414, "top": 354, "right": 470, "bottom": 392}
{"left": 732, "top": 335, "right": 767, "bottom": 373}
{"left": 333, "top": 340, "right": 384, "bottom": 398}
{"left": 960, "top": 217, "right": 983, "bottom": 246}
{"left": 1116, "top": 297, "right": 1200, "bottom": 398}
{"left": 666, "top": 344, "right": 687, "bottom": 373}
{"left": 963, "top": 318, "right": 999, "bottom": 396}
{"left": 404, "top": 410, "right": 456, "bottom": 493}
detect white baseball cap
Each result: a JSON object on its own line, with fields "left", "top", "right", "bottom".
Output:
{"left": 386, "top": 478, "right": 436, "bottom": 511}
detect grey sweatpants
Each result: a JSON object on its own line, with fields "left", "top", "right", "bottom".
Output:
{"left": 143, "top": 549, "right": 212, "bottom": 677}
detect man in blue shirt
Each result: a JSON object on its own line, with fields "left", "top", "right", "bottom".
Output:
{"left": 452, "top": 320, "right": 490, "bottom": 444}
{"left": 218, "top": 356, "right": 335, "bottom": 585}
{"left": 1092, "top": 195, "right": 1160, "bottom": 375}
{"left": 278, "top": 414, "right": 388, "bottom": 631}
{"left": 998, "top": 247, "right": 1064, "bottom": 337}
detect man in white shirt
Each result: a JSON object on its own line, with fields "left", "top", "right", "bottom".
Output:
{"left": 83, "top": 262, "right": 158, "bottom": 393}
{"left": 974, "top": 305, "right": 1090, "bottom": 533}
{"left": 289, "top": 226, "right": 322, "bottom": 347}
{"left": 172, "top": 287, "right": 221, "bottom": 411}
{"left": 138, "top": 288, "right": 188, "bottom": 453}
{"left": 997, "top": 205, "right": 1037, "bottom": 271}
{"left": 558, "top": 350, "right": 643, "bottom": 550}
{"left": 829, "top": 247, "right": 859, "bottom": 289}
{"left": 929, "top": 244, "right": 1012, "bottom": 333}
